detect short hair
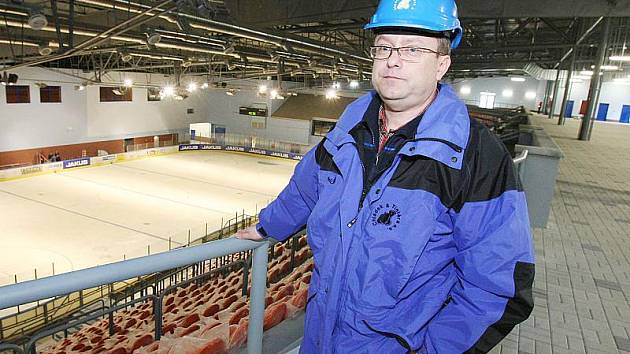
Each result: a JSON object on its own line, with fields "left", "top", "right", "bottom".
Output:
{"left": 437, "top": 37, "right": 451, "bottom": 56}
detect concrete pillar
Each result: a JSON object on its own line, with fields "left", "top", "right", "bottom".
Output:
{"left": 579, "top": 18, "right": 611, "bottom": 141}
{"left": 558, "top": 47, "right": 577, "bottom": 125}
{"left": 547, "top": 68, "right": 562, "bottom": 119}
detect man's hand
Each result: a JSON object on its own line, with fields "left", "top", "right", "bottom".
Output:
{"left": 233, "top": 225, "right": 266, "bottom": 241}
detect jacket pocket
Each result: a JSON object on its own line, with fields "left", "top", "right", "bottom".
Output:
{"left": 363, "top": 320, "right": 417, "bottom": 354}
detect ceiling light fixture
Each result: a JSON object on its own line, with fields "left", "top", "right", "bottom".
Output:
{"left": 223, "top": 43, "right": 235, "bottom": 54}
{"left": 28, "top": 11, "right": 47, "bottom": 30}
{"left": 325, "top": 88, "right": 338, "bottom": 99}
{"left": 38, "top": 43, "right": 53, "bottom": 56}
{"left": 146, "top": 30, "right": 161, "bottom": 46}
{"left": 160, "top": 85, "right": 175, "bottom": 98}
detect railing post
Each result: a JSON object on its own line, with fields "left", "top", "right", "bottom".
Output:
{"left": 154, "top": 296, "right": 163, "bottom": 340}
{"left": 247, "top": 241, "right": 269, "bottom": 354}
{"left": 242, "top": 256, "right": 250, "bottom": 297}
{"left": 108, "top": 311, "right": 114, "bottom": 336}
{"left": 290, "top": 235, "right": 298, "bottom": 271}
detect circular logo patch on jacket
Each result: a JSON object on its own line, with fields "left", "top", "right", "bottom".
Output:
{"left": 371, "top": 203, "right": 401, "bottom": 230}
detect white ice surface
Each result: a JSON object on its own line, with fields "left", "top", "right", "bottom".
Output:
{"left": 0, "top": 151, "right": 296, "bottom": 286}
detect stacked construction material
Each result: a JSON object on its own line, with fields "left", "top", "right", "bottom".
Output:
{"left": 38, "top": 238, "right": 313, "bottom": 354}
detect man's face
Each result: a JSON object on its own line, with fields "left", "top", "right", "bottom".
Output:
{"left": 371, "top": 34, "right": 451, "bottom": 109}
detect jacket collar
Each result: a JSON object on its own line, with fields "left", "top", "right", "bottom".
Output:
{"left": 325, "top": 84, "right": 470, "bottom": 169}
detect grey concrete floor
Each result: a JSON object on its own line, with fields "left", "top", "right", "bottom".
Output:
{"left": 489, "top": 115, "right": 630, "bottom": 354}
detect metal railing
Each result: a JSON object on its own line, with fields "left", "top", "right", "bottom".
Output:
{"left": 125, "top": 139, "right": 177, "bottom": 152}
{"left": 186, "top": 132, "right": 312, "bottom": 155}
{"left": 0, "top": 237, "right": 271, "bottom": 354}
{"left": 0, "top": 212, "right": 259, "bottom": 342}
{"left": 513, "top": 149, "right": 529, "bottom": 181}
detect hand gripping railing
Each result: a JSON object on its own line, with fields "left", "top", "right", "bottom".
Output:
{"left": 0, "top": 238, "right": 270, "bottom": 354}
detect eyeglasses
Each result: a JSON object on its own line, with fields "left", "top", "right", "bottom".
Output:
{"left": 369, "top": 45, "right": 445, "bottom": 62}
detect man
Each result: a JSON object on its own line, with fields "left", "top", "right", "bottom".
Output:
{"left": 236, "top": 0, "right": 535, "bottom": 353}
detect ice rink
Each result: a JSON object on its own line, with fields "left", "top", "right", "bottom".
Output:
{"left": 0, "top": 151, "right": 297, "bottom": 286}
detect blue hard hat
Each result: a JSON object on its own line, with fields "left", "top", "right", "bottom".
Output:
{"left": 365, "top": 0, "right": 463, "bottom": 49}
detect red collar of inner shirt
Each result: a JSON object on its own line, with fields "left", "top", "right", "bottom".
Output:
{"left": 378, "top": 105, "right": 395, "bottom": 152}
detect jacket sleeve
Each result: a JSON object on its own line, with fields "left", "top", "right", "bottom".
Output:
{"left": 423, "top": 139, "right": 535, "bottom": 354}
{"left": 256, "top": 145, "right": 320, "bottom": 242}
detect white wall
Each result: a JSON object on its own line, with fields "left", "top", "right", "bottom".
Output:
{"left": 189, "top": 123, "right": 210, "bottom": 137}
{"left": 0, "top": 68, "right": 204, "bottom": 152}
{"left": 598, "top": 81, "right": 630, "bottom": 121}
{"left": 0, "top": 68, "right": 88, "bottom": 152}
{"left": 553, "top": 79, "right": 630, "bottom": 121}
{"left": 0, "top": 68, "right": 316, "bottom": 152}
{"left": 448, "top": 77, "right": 540, "bottom": 110}
{"left": 204, "top": 84, "right": 313, "bottom": 145}
{"left": 86, "top": 86, "right": 205, "bottom": 139}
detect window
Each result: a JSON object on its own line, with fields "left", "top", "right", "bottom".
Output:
{"left": 479, "top": 92, "right": 496, "bottom": 109}
{"left": 100, "top": 87, "right": 132, "bottom": 102}
{"left": 147, "top": 87, "right": 162, "bottom": 101}
{"left": 311, "top": 119, "right": 336, "bottom": 137}
{"left": 251, "top": 119, "right": 266, "bottom": 129}
{"left": 6, "top": 85, "right": 30, "bottom": 104}
{"left": 40, "top": 86, "right": 61, "bottom": 103}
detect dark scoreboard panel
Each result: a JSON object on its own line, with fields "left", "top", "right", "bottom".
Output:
{"left": 239, "top": 106, "right": 268, "bottom": 116}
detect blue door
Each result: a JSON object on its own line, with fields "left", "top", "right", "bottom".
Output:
{"left": 620, "top": 105, "right": 630, "bottom": 123}
{"left": 596, "top": 103, "right": 609, "bottom": 121}
{"left": 190, "top": 129, "right": 196, "bottom": 140}
{"left": 565, "top": 100, "right": 574, "bottom": 118}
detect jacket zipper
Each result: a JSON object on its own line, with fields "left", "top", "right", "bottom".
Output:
{"left": 412, "top": 137, "right": 463, "bottom": 153}
{"left": 333, "top": 133, "right": 462, "bottom": 345}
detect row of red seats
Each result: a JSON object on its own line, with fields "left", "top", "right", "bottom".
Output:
{"left": 38, "top": 238, "right": 313, "bottom": 354}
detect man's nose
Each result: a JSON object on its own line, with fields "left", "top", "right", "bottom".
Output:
{"left": 386, "top": 49, "right": 402, "bottom": 67}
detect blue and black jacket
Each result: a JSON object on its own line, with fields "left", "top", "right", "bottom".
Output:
{"left": 257, "top": 84, "right": 535, "bottom": 354}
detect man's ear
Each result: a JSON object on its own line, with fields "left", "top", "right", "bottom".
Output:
{"left": 436, "top": 55, "right": 451, "bottom": 81}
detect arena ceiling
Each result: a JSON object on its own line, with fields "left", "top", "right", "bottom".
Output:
{"left": 1, "top": 0, "right": 629, "bottom": 86}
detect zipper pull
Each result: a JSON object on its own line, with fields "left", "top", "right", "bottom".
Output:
{"left": 347, "top": 217, "right": 358, "bottom": 228}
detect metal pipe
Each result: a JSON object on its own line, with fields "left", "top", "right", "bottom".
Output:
{"left": 0, "top": 238, "right": 269, "bottom": 309}
{"left": 579, "top": 17, "right": 611, "bottom": 141}
{"left": 73, "top": 0, "right": 371, "bottom": 63}
{"left": 558, "top": 46, "right": 577, "bottom": 125}
{"left": 0, "top": 18, "right": 236, "bottom": 57}
{"left": 555, "top": 17, "right": 604, "bottom": 67}
{"left": 513, "top": 149, "right": 529, "bottom": 165}
{"left": 0, "top": 344, "right": 24, "bottom": 354}
{"left": 247, "top": 241, "right": 268, "bottom": 354}
{"left": 1, "top": 0, "right": 175, "bottom": 70}
{"left": 50, "top": 0, "right": 65, "bottom": 51}
{"left": 587, "top": 77, "right": 605, "bottom": 138}
{"left": 0, "top": 7, "right": 358, "bottom": 76}
{"left": 547, "top": 68, "right": 562, "bottom": 119}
